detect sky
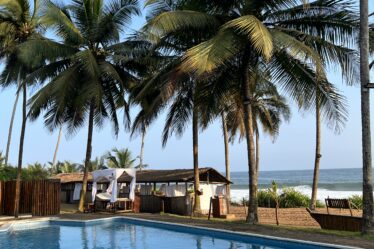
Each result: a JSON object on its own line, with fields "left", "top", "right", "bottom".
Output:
{"left": 0, "top": 1, "right": 373, "bottom": 172}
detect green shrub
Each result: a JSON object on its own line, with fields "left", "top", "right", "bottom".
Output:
{"left": 0, "top": 164, "right": 18, "bottom": 181}
{"left": 349, "top": 195, "right": 363, "bottom": 210}
{"left": 258, "top": 190, "right": 277, "bottom": 207}
{"left": 257, "top": 186, "right": 325, "bottom": 208}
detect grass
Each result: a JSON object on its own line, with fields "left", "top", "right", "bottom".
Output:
{"left": 160, "top": 212, "right": 374, "bottom": 241}
{"left": 272, "top": 224, "right": 374, "bottom": 240}
{"left": 60, "top": 204, "right": 374, "bottom": 243}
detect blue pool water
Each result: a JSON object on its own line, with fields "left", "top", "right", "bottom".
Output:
{"left": 0, "top": 218, "right": 342, "bottom": 249}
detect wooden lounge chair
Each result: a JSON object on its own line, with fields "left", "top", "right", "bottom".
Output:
{"left": 307, "top": 198, "right": 362, "bottom": 232}
{"left": 325, "top": 198, "right": 354, "bottom": 216}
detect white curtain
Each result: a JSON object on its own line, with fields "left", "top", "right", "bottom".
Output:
{"left": 164, "top": 185, "right": 187, "bottom": 197}
{"left": 126, "top": 168, "right": 136, "bottom": 200}
{"left": 215, "top": 185, "right": 226, "bottom": 196}
{"left": 91, "top": 168, "right": 136, "bottom": 203}
{"left": 73, "top": 183, "right": 82, "bottom": 201}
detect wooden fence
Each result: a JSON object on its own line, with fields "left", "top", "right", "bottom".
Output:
{"left": 139, "top": 195, "right": 193, "bottom": 215}
{"left": 0, "top": 180, "right": 61, "bottom": 216}
{"left": 163, "top": 196, "right": 192, "bottom": 216}
{"left": 140, "top": 195, "right": 162, "bottom": 213}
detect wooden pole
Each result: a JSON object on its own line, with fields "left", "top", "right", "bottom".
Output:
{"left": 208, "top": 197, "right": 212, "bottom": 220}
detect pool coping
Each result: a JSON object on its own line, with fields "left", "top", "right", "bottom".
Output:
{"left": 0, "top": 216, "right": 362, "bottom": 249}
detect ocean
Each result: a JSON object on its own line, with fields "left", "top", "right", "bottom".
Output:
{"left": 229, "top": 168, "right": 365, "bottom": 202}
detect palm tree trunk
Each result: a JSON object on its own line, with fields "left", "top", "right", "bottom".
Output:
{"left": 139, "top": 128, "right": 146, "bottom": 171}
{"left": 242, "top": 47, "right": 258, "bottom": 224}
{"left": 360, "top": 0, "right": 374, "bottom": 233}
{"left": 193, "top": 104, "right": 201, "bottom": 213}
{"left": 221, "top": 112, "right": 231, "bottom": 204}
{"left": 78, "top": 101, "right": 95, "bottom": 212}
{"left": 310, "top": 90, "right": 321, "bottom": 210}
{"left": 5, "top": 73, "right": 21, "bottom": 165}
{"left": 255, "top": 129, "right": 260, "bottom": 174}
{"left": 52, "top": 127, "right": 63, "bottom": 170}
{"left": 14, "top": 83, "right": 27, "bottom": 218}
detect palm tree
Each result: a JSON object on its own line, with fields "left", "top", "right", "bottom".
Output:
{"left": 199, "top": 65, "right": 291, "bottom": 204}
{"left": 106, "top": 148, "right": 136, "bottom": 168}
{"left": 145, "top": 0, "right": 356, "bottom": 223}
{"left": 221, "top": 111, "right": 231, "bottom": 199}
{"left": 138, "top": 127, "right": 147, "bottom": 170}
{"left": 360, "top": 1, "right": 374, "bottom": 233}
{"left": 24, "top": 162, "right": 49, "bottom": 180}
{"left": 137, "top": 0, "right": 228, "bottom": 213}
{"left": 4, "top": 83, "right": 20, "bottom": 166}
{"left": 0, "top": 0, "right": 44, "bottom": 218}
{"left": 24, "top": 0, "right": 141, "bottom": 212}
{"left": 131, "top": 104, "right": 150, "bottom": 171}
{"left": 310, "top": 78, "right": 349, "bottom": 210}
{"left": 370, "top": 13, "right": 374, "bottom": 69}
{"left": 59, "top": 161, "right": 82, "bottom": 173}
{"left": 89, "top": 156, "right": 106, "bottom": 171}
{"left": 0, "top": 152, "right": 5, "bottom": 166}
{"left": 135, "top": 75, "right": 203, "bottom": 212}
{"left": 52, "top": 127, "right": 63, "bottom": 167}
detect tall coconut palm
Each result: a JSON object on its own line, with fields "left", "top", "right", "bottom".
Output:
{"left": 199, "top": 64, "right": 291, "bottom": 196}
{"left": 221, "top": 111, "right": 231, "bottom": 199}
{"left": 106, "top": 148, "right": 136, "bottom": 168}
{"left": 4, "top": 81, "right": 20, "bottom": 166}
{"left": 0, "top": 152, "right": 5, "bottom": 166}
{"left": 137, "top": 76, "right": 204, "bottom": 211}
{"left": 138, "top": 127, "right": 146, "bottom": 170}
{"left": 133, "top": 71, "right": 204, "bottom": 212}
{"left": 145, "top": 0, "right": 356, "bottom": 223}
{"left": 135, "top": 0, "right": 222, "bottom": 213}
{"left": 360, "top": 1, "right": 374, "bottom": 233}
{"left": 0, "top": 0, "right": 44, "bottom": 218}
{"left": 52, "top": 126, "right": 63, "bottom": 167}
{"left": 23, "top": 0, "right": 141, "bottom": 212}
{"left": 370, "top": 13, "right": 374, "bottom": 69}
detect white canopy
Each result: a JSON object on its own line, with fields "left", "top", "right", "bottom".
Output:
{"left": 91, "top": 168, "right": 136, "bottom": 203}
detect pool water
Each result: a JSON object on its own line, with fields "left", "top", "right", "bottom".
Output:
{"left": 0, "top": 218, "right": 342, "bottom": 249}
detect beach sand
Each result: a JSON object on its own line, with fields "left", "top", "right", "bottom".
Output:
{"left": 230, "top": 206, "right": 362, "bottom": 227}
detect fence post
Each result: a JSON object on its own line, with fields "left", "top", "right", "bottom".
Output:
{"left": 208, "top": 197, "right": 213, "bottom": 220}
{"left": 0, "top": 181, "right": 3, "bottom": 214}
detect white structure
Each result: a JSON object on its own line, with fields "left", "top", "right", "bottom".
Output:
{"left": 199, "top": 184, "right": 227, "bottom": 214}
{"left": 91, "top": 168, "right": 136, "bottom": 203}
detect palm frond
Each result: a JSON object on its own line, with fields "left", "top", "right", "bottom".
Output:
{"left": 223, "top": 15, "right": 273, "bottom": 60}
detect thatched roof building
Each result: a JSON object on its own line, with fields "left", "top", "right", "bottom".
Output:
{"left": 50, "top": 167, "right": 231, "bottom": 184}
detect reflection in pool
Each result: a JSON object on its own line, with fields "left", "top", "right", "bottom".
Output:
{"left": 0, "top": 218, "right": 340, "bottom": 249}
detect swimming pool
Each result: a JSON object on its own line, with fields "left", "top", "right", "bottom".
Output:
{"left": 0, "top": 217, "right": 355, "bottom": 249}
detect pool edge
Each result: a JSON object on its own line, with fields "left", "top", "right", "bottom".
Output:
{"left": 0, "top": 216, "right": 362, "bottom": 249}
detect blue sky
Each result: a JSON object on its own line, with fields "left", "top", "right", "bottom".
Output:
{"left": 0, "top": 1, "right": 373, "bottom": 172}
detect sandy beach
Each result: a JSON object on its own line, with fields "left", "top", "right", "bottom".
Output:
{"left": 229, "top": 206, "right": 362, "bottom": 228}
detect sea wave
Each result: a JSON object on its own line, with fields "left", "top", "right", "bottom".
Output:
{"left": 231, "top": 182, "right": 363, "bottom": 191}
{"left": 230, "top": 185, "right": 363, "bottom": 203}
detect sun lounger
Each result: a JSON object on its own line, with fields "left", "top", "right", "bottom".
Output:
{"left": 325, "top": 198, "right": 354, "bottom": 216}
{"left": 307, "top": 208, "right": 362, "bottom": 232}
{"left": 95, "top": 193, "right": 133, "bottom": 212}
{"left": 307, "top": 198, "right": 362, "bottom": 232}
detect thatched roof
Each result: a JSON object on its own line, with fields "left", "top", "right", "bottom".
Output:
{"left": 119, "top": 167, "right": 231, "bottom": 184}
{"left": 50, "top": 167, "right": 231, "bottom": 184}
{"left": 50, "top": 173, "right": 93, "bottom": 184}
